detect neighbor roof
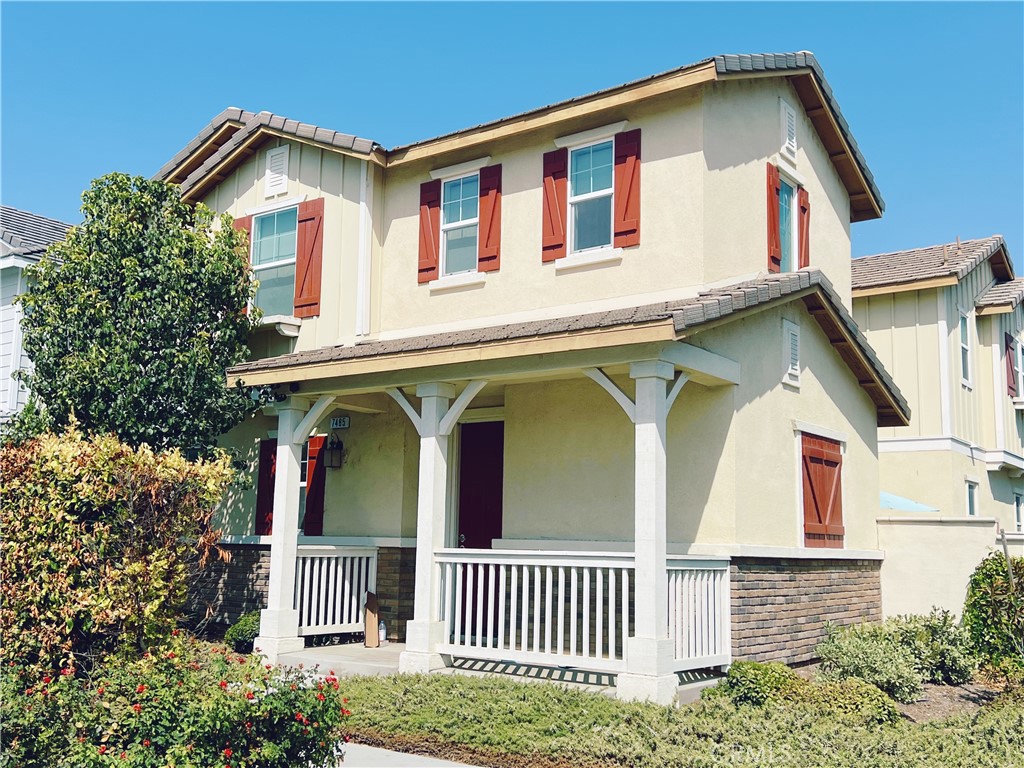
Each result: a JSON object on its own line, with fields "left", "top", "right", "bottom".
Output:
{"left": 163, "top": 51, "right": 883, "bottom": 220}
{"left": 228, "top": 268, "right": 909, "bottom": 427}
{"left": 0, "top": 205, "right": 72, "bottom": 257}
{"left": 851, "top": 236, "right": 1012, "bottom": 294}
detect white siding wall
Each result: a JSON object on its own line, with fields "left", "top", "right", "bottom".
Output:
{"left": 0, "top": 266, "right": 29, "bottom": 418}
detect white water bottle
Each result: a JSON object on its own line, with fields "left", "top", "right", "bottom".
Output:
{"left": 378, "top": 619, "right": 387, "bottom": 645}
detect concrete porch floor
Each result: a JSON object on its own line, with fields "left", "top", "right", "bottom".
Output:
{"left": 275, "top": 641, "right": 720, "bottom": 703}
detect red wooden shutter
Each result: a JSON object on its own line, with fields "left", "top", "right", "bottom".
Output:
{"left": 1007, "top": 333, "right": 1018, "bottom": 397}
{"left": 541, "top": 148, "right": 568, "bottom": 262}
{"left": 418, "top": 180, "right": 441, "bottom": 283}
{"left": 767, "top": 163, "right": 782, "bottom": 273}
{"left": 302, "top": 435, "right": 326, "bottom": 536}
{"left": 233, "top": 215, "right": 254, "bottom": 315}
{"left": 478, "top": 164, "right": 502, "bottom": 272}
{"left": 802, "top": 434, "right": 844, "bottom": 548}
{"left": 613, "top": 129, "right": 641, "bottom": 248}
{"left": 255, "top": 438, "right": 277, "bottom": 536}
{"left": 797, "top": 187, "right": 810, "bottom": 269}
{"left": 294, "top": 198, "right": 324, "bottom": 318}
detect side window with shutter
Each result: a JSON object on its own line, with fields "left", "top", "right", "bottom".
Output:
{"left": 255, "top": 438, "right": 277, "bottom": 535}
{"left": 801, "top": 434, "right": 844, "bottom": 548}
{"left": 1006, "top": 333, "right": 1018, "bottom": 398}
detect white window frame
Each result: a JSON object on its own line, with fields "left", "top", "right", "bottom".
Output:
{"left": 264, "top": 145, "right": 290, "bottom": 199}
{"left": 965, "top": 479, "right": 978, "bottom": 517}
{"left": 249, "top": 206, "right": 299, "bottom": 315}
{"left": 782, "top": 319, "right": 801, "bottom": 389}
{"left": 1015, "top": 493, "right": 1023, "bottom": 533}
{"left": 567, "top": 138, "right": 615, "bottom": 256}
{"left": 959, "top": 309, "right": 972, "bottom": 388}
{"left": 780, "top": 99, "right": 798, "bottom": 161}
{"left": 777, "top": 170, "right": 801, "bottom": 273}
{"left": 438, "top": 172, "right": 480, "bottom": 278}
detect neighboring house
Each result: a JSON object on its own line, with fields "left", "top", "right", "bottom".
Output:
{"left": 853, "top": 236, "right": 1024, "bottom": 616}
{"left": 0, "top": 206, "right": 71, "bottom": 420}
{"left": 161, "top": 52, "right": 909, "bottom": 704}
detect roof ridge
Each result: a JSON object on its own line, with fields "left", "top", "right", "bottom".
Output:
{"left": 856, "top": 234, "right": 1003, "bottom": 261}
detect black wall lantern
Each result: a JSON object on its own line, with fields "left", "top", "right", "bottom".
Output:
{"left": 324, "top": 432, "right": 344, "bottom": 469}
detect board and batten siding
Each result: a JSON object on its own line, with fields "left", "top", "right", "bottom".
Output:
{"left": 0, "top": 266, "right": 29, "bottom": 417}
{"left": 201, "top": 138, "right": 376, "bottom": 352}
{"left": 853, "top": 287, "right": 941, "bottom": 440}
{"left": 945, "top": 260, "right": 995, "bottom": 447}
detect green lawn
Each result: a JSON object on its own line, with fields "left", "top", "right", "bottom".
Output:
{"left": 340, "top": 674, "right": 1024, "bottom": 768}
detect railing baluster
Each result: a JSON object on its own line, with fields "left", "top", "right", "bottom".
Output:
{"left": 596, "top": 567, "right": 604, "bottom": 660}
{"left": 557, "top": 566, "right": 565, "bottom": 656}
{"left": 454, "top": 561, "right": 464, "bottom": 646}
{"left": 532, "top": 565, "right": 541, "bottom": 653}
{"left": 608, "top": 567, "right": 616, "bottom": 660}
{"left": 570, "top": 567, "right": 578, "bottom": 657}
{"left": 520, "top": 566, "right": 530, "bottom": 652}
{"left": 509, "top": 565, "right": 519, "bottom": 651}
{"left": 497, "top": 564, "right": 507, "bottom": 650}
{"left": 486, "top": 563, "right": 496, "bottom": 649}
{"left": 544, "top": 566, "right": 553, "bottom": 654}
{"left": 582, "top": 567, "right": 591, "bottom": 659}
{"left": 621, "top": 568, "right": 629, "bottom": 660}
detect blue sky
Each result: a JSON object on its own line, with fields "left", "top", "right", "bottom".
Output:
{"left": 2, "top": 2, "right": 1021, "bottom": 262}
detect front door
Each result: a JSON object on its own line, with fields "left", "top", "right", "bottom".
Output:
{"left": 456, "top": 421, "right": 504, "bottom": 549}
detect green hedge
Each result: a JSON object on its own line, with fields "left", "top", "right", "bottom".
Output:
{"left": 225, "top": 611, "right": 262, "bottom": 654}
{"left": 963, "top": 552, "right": 1024, "bottom": 664}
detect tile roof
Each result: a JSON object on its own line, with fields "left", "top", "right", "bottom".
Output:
{"left": 851, "top": 236, "right": 1009, "bottom": 291}
{"left": 976, "top": 278, "right": 1024, "bottom": 311}
{"left": 0, "top": 205, "right": 72, "bottom": 256}
{"left": 177, "top": 111, "right": 381, "bottom": 197}
{"left": 228, "top": 268, "right": 909, "bottom": 425}
{"left": 154, "top": 107, "right": 256, "bottom": 182}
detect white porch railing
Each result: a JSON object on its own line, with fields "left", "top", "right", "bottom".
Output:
{"left": 667, "top": 558, "right": 731, "bottom": 671}
{"left": 436, "top": 550, "right": 635, "bottom": 672}
{"left": 293, "top": 546, "right": 378, "bottom": 637}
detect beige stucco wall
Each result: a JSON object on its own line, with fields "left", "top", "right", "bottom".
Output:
{"left": 376, "top": 77, "right": 855, "bottom": 338}
{"left": 215, "top": 396, "right": 418, "bottom": 540}
{"left": 702, "top": 78, "right": 853, "bottom": 303}
{"left": 501, "top": 300, "right": 879, "bottom": 551}
{"left": 201, "top": 138, "right": 370, "bottom": 354}
{"left": 876, "top": 517, "right": 1001, "bottom": 617}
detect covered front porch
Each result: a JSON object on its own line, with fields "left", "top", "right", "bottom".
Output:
{"left": 236, "top": 333, "right": 739, "bottom": 704}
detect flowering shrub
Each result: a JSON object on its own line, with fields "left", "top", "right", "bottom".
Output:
{"left": 0, "top": 426, "right": 233, "bottom": 671}
{"left": 0, "top": 632, "right": 350, "bottom": 767}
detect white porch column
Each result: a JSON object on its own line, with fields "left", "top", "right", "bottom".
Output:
{"left": 617, "top": 360, "right": 678, "bottom": 704}
{"left": 399, "top": 382, "right": 457, "bottom": 673}
{"left": 255, "top": 400, "right": 306, "bottom": 661}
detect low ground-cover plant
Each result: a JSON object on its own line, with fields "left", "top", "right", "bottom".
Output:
{"left": 709, "top": 660, "right": 807, "bottom": 705}
{"left": 0, "top": 426, "right": 234, "bottom": 671}
{"left": 817, "top": 621, "right": 924, "bottom": 703}
{"left": 1, "top": 632, "right": 349, "bottom": 768}
{"left": 337, "top": 672, "right": 1023, "bottom": 768}
{"left": 225, "top": 611, "right": 262, "bottom": 654}
{"left": 963, "top": 552, "right": 1024, "bottom": 665}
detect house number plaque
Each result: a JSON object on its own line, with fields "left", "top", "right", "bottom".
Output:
{"left": 330, "top": 416, "right": 350, "bottom": 429}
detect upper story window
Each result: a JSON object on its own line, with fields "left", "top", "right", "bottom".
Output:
{"left": 767, "top": 164, "right": 809, "bottom": 274}
{"left": 441, "top": 174, "right": 480, "bottom": 276}
{"left": 568, "top": 140, "right": 614, "bottom": 253}
{"left": 1016, "top": 493, "right": 1023, "bottom": 532}
{"left": 234, "top": 197, "right": 324, "bottom": 320}
{"left": 418, "top": 161, "right": 502, "bottom": 285}
{"left": 959, "top": 310, "right": 972, "bottom": 387}
{"left": 252, "top": 207, "right": 298, "bottom": 317}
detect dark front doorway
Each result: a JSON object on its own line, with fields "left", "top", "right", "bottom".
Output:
{"left": 456, "top": 421, "right": 504, "bottom": 549}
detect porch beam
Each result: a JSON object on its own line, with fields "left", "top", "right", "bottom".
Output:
{"left": 583, "top": 368, "right": 636, "bottom": 422}
{"left": 291, "top": 395, "right": 336, "bottom": 444}
{"left": 438, "top": 380, "right": 488, "bottom": 437}
{"left": 660, "top": 342, "right": 740, "bottom": 386}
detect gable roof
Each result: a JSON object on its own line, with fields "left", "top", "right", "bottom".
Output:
{"left": 227, "top": 268, "right": 909, "bottom": 427}
{"left": 851, "top": 236, "right": 1012, "bottom": 296}
{"left": 976, "top": 278, "right": 1024, "bottom": 314}
{"left": 0, "top": 205, "right": 72, "bottom": 258}
{"left": 163, "top": 51, "right": 882, "bottom": 220}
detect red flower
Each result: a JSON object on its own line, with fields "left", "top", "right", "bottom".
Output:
{"left": 42, "top": 676, "right": 52, "bottom": 684}
{"left": 237, "top": 657, "right": 246, "bottom": 664}
{"left": 143, "top": 739, "right": 151, "bottom": 747}
{"left": 99, "top": 745, "right": 107, "bottom": 755}
{"left": 343, "top": 697, "right": 349, "bottom": 703}
{"left": 133, "top": 703, "right": 142, "bottom": 713}
{"left": 172, "top": 629, "right": 180, "bottom": 636}
{"left": 223, "top": 748, "right": 233, "bottom": 757}
{"left": 61, "top": 667, "right": 74, "bottom": 676}
{"left": 245, "top": 721, "right": 252, "bottom": 731}
{"left": 265, "top": 664, "right": 272, "bottom": 670}
{"left": 219, "top": 680, "right": 228, "bottom": 689}
{"left": 295, "top": 712, "right": 304, "bottom": 721}
{"left": 97, "top": 687, "right": 105, "bottom": 695}
{"left": 136, "top": 684, "right": 146, "bottom": 694}
{"left": 316, "top": 693, "right": 325, "bottom": 701}
{"left": 245, "top": 691, "right": 255, "bottom": 700}
{"left": 24, "top": 688, "right": 33, "bottom": 696}
{"left": 120, "top": 751, "right": 127, "bottom": 760}
{"left": 167, "top": 652, "right": 176, "bottom": 659}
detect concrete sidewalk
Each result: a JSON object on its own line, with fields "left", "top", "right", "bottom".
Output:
{"left": 343, "top": 743, "right": 484, "bottom": 767}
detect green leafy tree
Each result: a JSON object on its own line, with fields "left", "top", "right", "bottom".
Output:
{"left": 14, "top": 173, "right": 259, "bottom": 453}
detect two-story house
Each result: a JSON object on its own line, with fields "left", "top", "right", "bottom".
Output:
{"left": 160, "top": 52, "right": 908, "bottom": 704}
{"left": 0, "top": 206, "right": 71, "bottom": 421}
{"left": 853, "top": 236, "right": 1024, "bottom": 616}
